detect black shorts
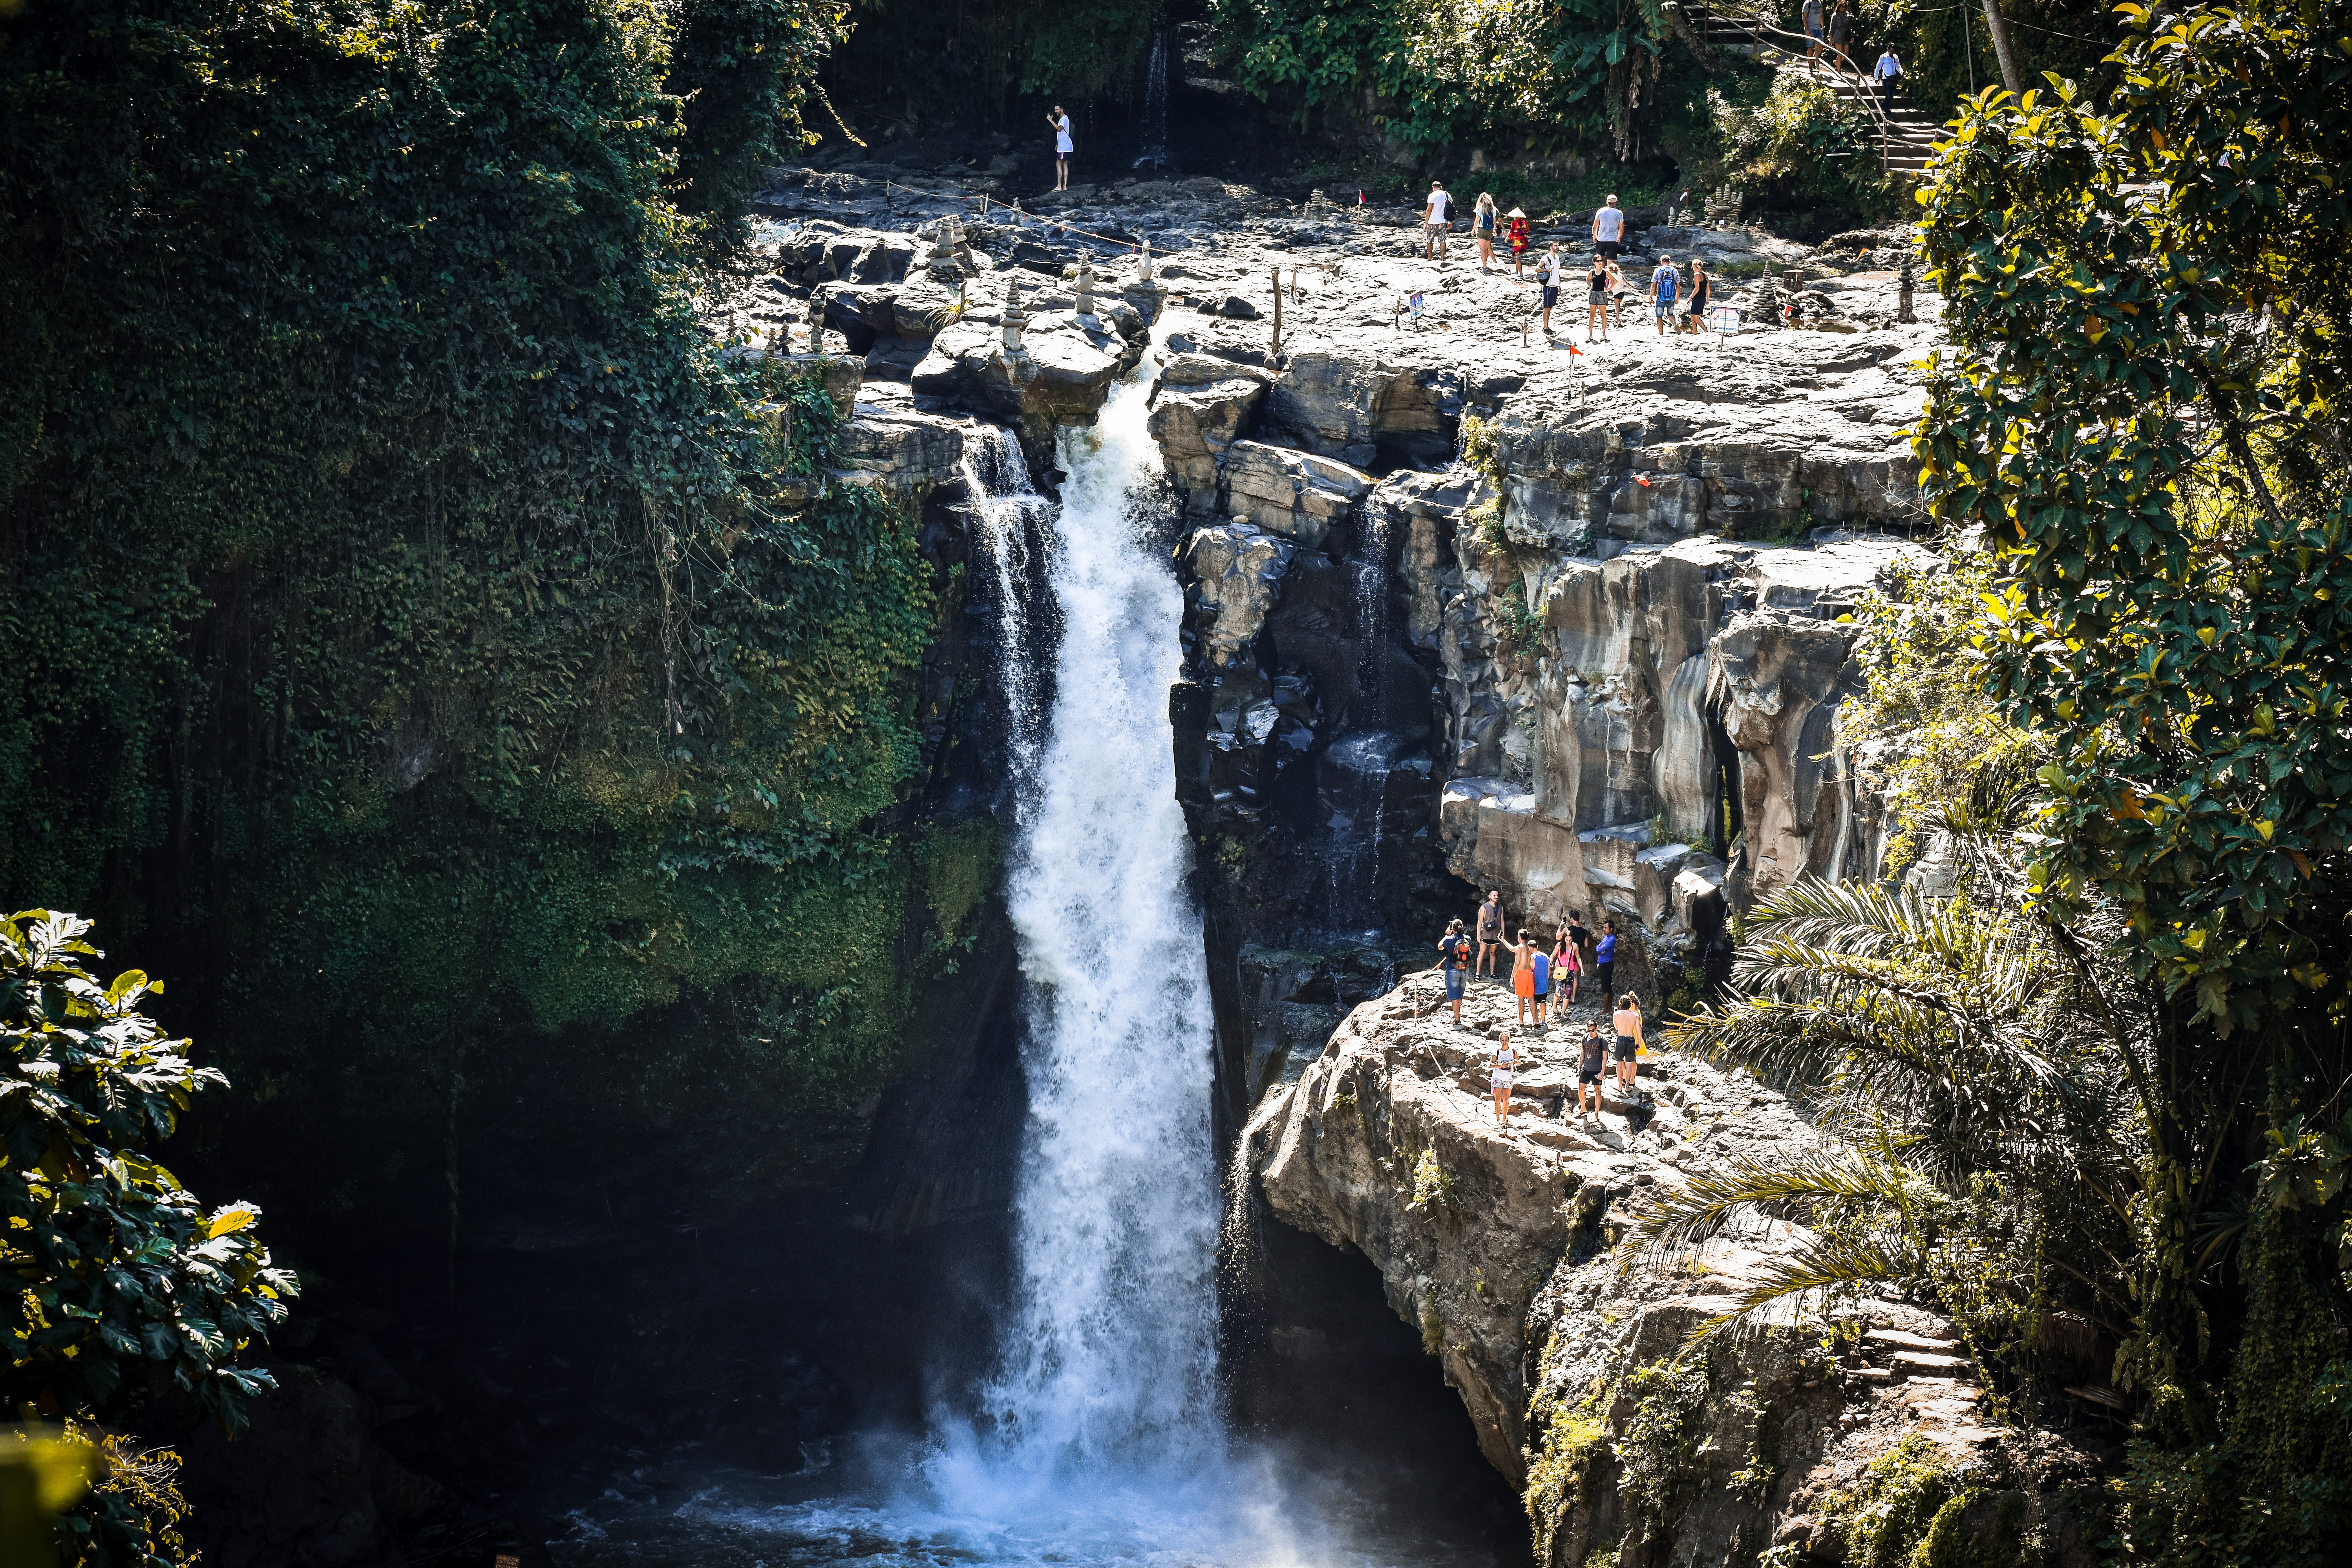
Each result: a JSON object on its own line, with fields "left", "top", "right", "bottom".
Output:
{"left": 1595, "top": 239, "right": 1623, "bottom": 260}
{"left": 1614, "top": 1036, "right": 1637, "bottom": 1061}
{"left": 1579, "top": 1067, "right": 1604, "bottom": 1086}
{"left": 1541, "top": 285, "right": 1559, "bottom": 308}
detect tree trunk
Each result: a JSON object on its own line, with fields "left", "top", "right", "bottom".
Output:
{"left": 1981, "top": 0, "right": 2025, "bottom": 95}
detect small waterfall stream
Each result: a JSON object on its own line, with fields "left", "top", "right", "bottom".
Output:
{"left": 1132, "top": 32, "right": 1173, "bottom": 172}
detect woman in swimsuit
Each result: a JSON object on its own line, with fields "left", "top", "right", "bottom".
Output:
{"left": 1612, "top": 992, "right": 1645, "bottom": 1094}
{"left": 1491, "top": 1032, "right": 1520, "bottom": 1123}
{"left": 1472, "top": 193, "right": 1499, "bottom": 272}
{"left": 1509, "top": 928, "right": 1538, "bottom": 1025}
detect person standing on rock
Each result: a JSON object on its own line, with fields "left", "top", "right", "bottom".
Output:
{"left": 1530, "top": 939, "right": 1552, "bottom": 1026}
{"left": 1509, "top": 928, "right": 1539, "bottom": 1025}
{"left": 1472, "top": 192, "right": 1499, "bottom": 272}
{"left": 1476, "top": 890, "right": 1506, "bottom": 978}
{"left": 1535, "top": 242, "right": 1566, "bottom": 337}
{"left": 1590, "top": 194, "right": 1626, "bottom": 266}
{"left": 1506, "top": 207, "right": 1531, "bottom": 279}
{"left": 1423, "top": 180, "right": 1453, "bottom": 261}
{"left": 1612, "top": 992, "right": 1645, "bottom": 1095}
{"left": 1595, "top": 919, "right": 1618, "bottom": 1003}
{"left": 1049, "top": 106, "right": 1073, "bottom": 192}
{"left": 1650, "top": 253, "right": 1681, "bottom": 336}
{"left": 1491, "top": 1032, "right": 1521, "bottom": 1124}
{"left": 1578, "top": 1022, "right": 1608, "bottom": 1119}
{"left": 1586, "top": 250, "right": 1612, "bottom": 342}
{"left": 1554, "top": 925, "right": 1581, "bottom": 1005}
{"left": 1688, "top": 257, "right": 1712, "bottom": 333}
{"left": 1437, "top": 919, "right": 1473, "bottom": 1027}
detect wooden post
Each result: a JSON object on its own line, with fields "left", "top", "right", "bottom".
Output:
{"left": 1270, "top": 266, "right": 1283, "bottom": 360}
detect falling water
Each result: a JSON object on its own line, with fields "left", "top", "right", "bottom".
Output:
{"left": 959, "top": 355, "right": 1221, "bottom": 1482}
{"left": 1132, "top": 32, "right": 1173, "bottom": 172}
{"left": 959, "top": 426, "right": 1056, "bottom": 753}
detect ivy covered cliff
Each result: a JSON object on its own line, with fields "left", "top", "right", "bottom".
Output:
{"left": 0, "top": 0, "right": 981, "bottom": 1263}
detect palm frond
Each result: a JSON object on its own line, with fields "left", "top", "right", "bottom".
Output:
{"left": 1621, "top": 1140, "right": 1933, "bottom": 1265}
{"left": 1681, "top": 1237, "right": 1916, "bottom": 1346}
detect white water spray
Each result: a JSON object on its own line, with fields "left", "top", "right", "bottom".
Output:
{"left": 960, "top": 356, "right": 1221, "bottom": 1484}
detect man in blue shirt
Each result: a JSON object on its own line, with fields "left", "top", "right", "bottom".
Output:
{"left": 1596, "top": 920, "right": 1619, "bottom": 1003}
{"left": 1650, "top": 254, "right": 1680, "bottom": 336}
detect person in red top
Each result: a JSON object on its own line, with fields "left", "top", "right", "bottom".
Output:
{"left": 1505, "top": 208, "right": 1531, "bottom": 280}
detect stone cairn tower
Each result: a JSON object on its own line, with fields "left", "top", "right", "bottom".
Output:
{"left": 1898, "top": 255, "right": 1917, "bottom": 324}
{"left": 1075, "top": 256, "right": 1097, "bottom": 318}
{"left": 1754, "top": 263, "right": 1785, "bottom": 329}
{"left": 1001, "top": 278, "right": 1027, "bottom": 353}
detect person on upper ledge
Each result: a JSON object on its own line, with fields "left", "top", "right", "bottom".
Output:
{"left": 1475, "top": 890, "right": 1506, "bottom": 978}
{"left": 1048, "top": 105, "right": 1073, "bottom": 192}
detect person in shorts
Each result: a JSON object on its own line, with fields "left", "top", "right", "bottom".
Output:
{"left": 1591, "top": 194, "right": 1626, "bottom": 262}
{"left": 1828, "top": 0, "right": 1855, "bottom": 68}
{"left": 1049, "top": 105, "right": 1073, "bottom": 192}
{"left": 1553, "top": 925, "right": 1581, "bottom": 1004}
{"left": 1651, "top": 254, "right": 1680, "bottom": 334}
{"left": 1424, "top": 180, "right": 1453, "bottom": 261}
{"left": 1510, "top": 928, "right": 1538, "bottom": 1025}
{"left": 1472, "top": 192, "right": 1499, "bottom": 271}
{"left": 1530, "top": 941, "right": 1552, "bottom": 1025}
{"left": 1476, "top": 890, "right": 1506, "bottom": 977}
{"left": 1687, "top": 258, "right": 1712, "bottom": 333}
{"left": 1586, "top": 251, "right": 1612, "bottom": 341}
{"left": 1490, "top": 1032, "right": 1521, "bottom": 1124}
{"left": 1536, "top": 242, "right": 1565, "bottom": 336}
{"left": 1802, "top": 0, "right": 1826, "bottom": 61}
{"left": 1577, "top": 1022, "right": 1608, "bottom": 1118}
{"left": 1612, "top": 991, "right": 1645, "bottom": 1093}
{"left": 1436, "top": 919, "right": 1472, "bottom": 1027}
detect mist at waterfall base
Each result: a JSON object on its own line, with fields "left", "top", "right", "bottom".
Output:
{"left": 541, "top": 350, "right": 1520, "bottom": 1568}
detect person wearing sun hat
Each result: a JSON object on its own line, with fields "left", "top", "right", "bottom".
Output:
{"left": 1505, "top": 206, "right": 1531, "bottom": 279}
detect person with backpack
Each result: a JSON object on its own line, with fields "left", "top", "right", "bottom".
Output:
{"left": 1650, "top": 254, "right": 1681, "bottom": 336}
{"left": 1436, "top": 918, "right": 1472, "bottom": 1027}
{"left": 1475, "top": 890, "right": 1506, "bottom": 978}
{"left": 1553, "top": 925, "right": 1582, "bottom": 1004}
{"left": 1535, "top": 242, "right": 1566, "bottom": 337}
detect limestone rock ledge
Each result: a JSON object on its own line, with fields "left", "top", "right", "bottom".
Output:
{"left": 1249, "top": 974, "right": 2106, "bottom": 1567}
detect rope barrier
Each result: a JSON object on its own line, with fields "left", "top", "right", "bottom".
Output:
{"left": 878, "top": 179, "right": 1151, "bottom": 252}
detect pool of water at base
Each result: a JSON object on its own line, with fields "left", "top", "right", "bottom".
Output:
{"left": 543, "top": 1434, "right": 1518, "bottom": 1568}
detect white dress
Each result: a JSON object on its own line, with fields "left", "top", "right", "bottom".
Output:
{"left": 1054, "top": 117, "right": 1073, "bottom": 155}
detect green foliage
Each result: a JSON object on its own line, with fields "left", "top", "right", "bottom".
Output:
{"left": 1407, "top": 1143, "right": 1455, "bottom": 1212}
{"left": 0, "top": 913, "right": 293, "bottom": 1430}
{"left": 1709, "top": 73, "right": 1898, "bottom": 229}
{"left": 667, "top": 0, "right": 852, "bottom": 243}
{"left": 1812, "top": 1433, "right": 1972, "bottom": 1568}
{"left": 1913, "top": 6, "right": 2352, "bottom": 1557}
{"left": 1613, "top": 1354, "right": 1711, "bottom": 1531}
{"left": 1208, "top": 0, "right": 1714, "bottom": 162}
{"left": 1522, "top": 1354, "right": 1610, "bottom": 1564}
{"left": 1643, "top": 878, "right": 2142, "bottom": 1396}
{"left": 64, "top": 1426, "right": 192, "bottom": 1568}
{"left": 830, "top": 0, "right": 1160, "bottom": 132}
{"left": 0, "top": 0, "right": 939, "bottom": 1231}
{"left": 1839, "top": 556, "right": 2048, "bottom": 881}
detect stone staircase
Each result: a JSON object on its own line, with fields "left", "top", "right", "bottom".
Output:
{"left": 1682, "top": 4, "right": 1945, "bottom": 177}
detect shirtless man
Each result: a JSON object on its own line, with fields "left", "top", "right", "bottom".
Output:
{"left": 1475, "top": 890, "right": 1506, "bottom": 978}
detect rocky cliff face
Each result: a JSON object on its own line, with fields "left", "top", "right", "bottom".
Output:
{"left": 1250, "top": 976, "right": 2107, "bottom": 1566}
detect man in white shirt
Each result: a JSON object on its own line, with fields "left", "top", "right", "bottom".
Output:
{"left": 1873, "top": 48, "right": 1904, "bottom": 107}
{"left": 1535, "top": 243, "right": 1565, "bottom": 336}
{"left": 1590, "top": 194, "right": 1626, "bottom": 263}
{"left": 1424, "top": 181, "right": 1452, "bottom": 260}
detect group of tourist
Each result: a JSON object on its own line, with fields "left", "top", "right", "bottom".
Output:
{"left": 1434, "top": 893, "right": 1647, "bottom": 1126}
{"left": 1418, "top": 187, "right": 1720, "bottom": 341}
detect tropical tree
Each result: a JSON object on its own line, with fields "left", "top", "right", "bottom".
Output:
{"left": 2, "top": 908, "right": 295, "bottom": 1563}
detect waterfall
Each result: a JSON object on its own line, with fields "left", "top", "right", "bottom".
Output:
{"left": 959, "top": 426, "right": 1055, "bottom": 757}
{"left": 958, "top": 355, "right": 1221, "bottom": 1483}
{"left": 1132, "top": 32, "right": 1173, "bottom": 172}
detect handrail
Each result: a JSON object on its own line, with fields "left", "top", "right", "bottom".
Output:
{"left": 1688, "top": 4, "right": 1908, "bottom": 173}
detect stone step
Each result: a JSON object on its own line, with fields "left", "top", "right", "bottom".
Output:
{"left": 1890, "top": 1350, "right": 1975, "bottom": 1378}
{"left": 1864, "top": 1328, "right": 1962, "bottom": 1354}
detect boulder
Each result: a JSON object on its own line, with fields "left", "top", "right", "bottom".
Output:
{"left": 1219, "top": 440, "right": 1372, "bottom": 549}
{"left": 1185, "top": 522, "right": 1296, "bottom": 668}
